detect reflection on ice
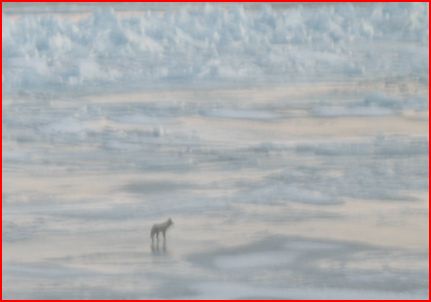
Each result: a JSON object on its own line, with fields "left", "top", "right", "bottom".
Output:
{"left": 151, "top": 240, "right": 168, "bottom": 257}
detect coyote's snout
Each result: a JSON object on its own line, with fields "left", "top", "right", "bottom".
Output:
{"left": 151, "top": 218, "right": 173, "bottom": 241}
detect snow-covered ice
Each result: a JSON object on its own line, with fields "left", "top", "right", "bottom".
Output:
{"left": 2, "top": 2, "right": 429, "bottom": 300}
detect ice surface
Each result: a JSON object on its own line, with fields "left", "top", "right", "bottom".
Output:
{"left": 2, "top": 2, "right": 429, "bottom": 300}
{"left": 3, "top": 3, "right": 428, "bottom": 95}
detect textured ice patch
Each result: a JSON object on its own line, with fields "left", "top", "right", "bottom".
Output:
{"left": 312, "top": 105, "right": 394, "bottom": 117}
{"left": 3, "top": 3, "right": 428, "bottom": 95}
{"left": 41, "top": 117, "right": 94, "bottom": 134}
{"left": 234, "top": 136, "right": 428, "bottom": 205}
{"left": 312, "top": 93, "right": 428, "bottom": 117}
{"left": 110, "top": 114, "right": 168, "bottom": 125}
{"left": 201, "top": 109, "right": 280, "bottom": 120}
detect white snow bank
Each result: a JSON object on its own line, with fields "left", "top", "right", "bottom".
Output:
{"left": 3, "top": 3, "right": 428, "bottom": 95}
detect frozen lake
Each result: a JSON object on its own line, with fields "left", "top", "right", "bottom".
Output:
{"left": 2, "top": 3, "right": 429, "bottom": 299}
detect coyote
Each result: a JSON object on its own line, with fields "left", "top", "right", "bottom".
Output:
{"left": 151, "top": 218, "right": 173, "bottom": 241}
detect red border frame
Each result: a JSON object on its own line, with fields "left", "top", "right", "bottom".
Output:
{"left": 1, "top": 1, "right": 429, "bottom": 301}
{"left": 0, "top": 1, "right": 428, "bottom": 2}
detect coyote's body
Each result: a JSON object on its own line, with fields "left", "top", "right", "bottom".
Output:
{"left": 151, "top": 218, "right": 173, "bottom": 241}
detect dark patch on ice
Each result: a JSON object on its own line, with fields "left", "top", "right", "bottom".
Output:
{"left": 187, "top": 235, "right": 428, "bottom": 294}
